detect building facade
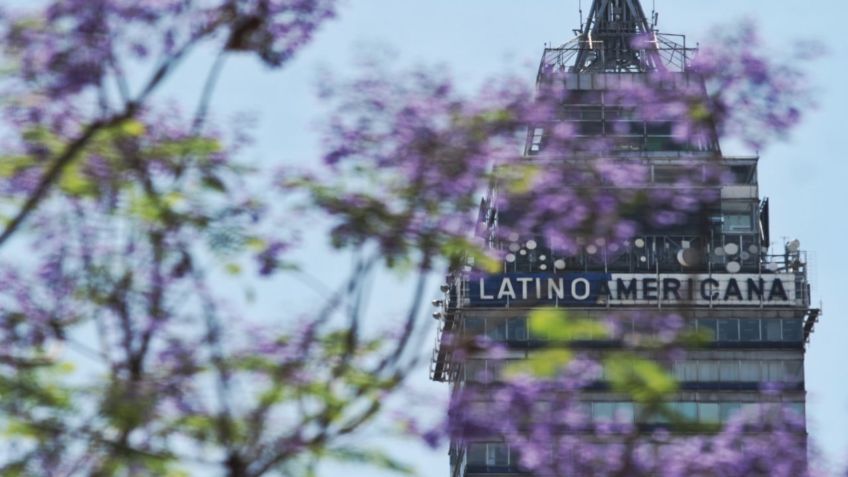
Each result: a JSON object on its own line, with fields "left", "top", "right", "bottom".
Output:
{"left": 429, "top": 1, "right": 820, "bottom": 475}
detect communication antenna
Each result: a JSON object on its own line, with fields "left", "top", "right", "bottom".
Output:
{"left": 579, "top": 0, "right": 584, "bottom": 30}
{"left": 651, "top": 0, "right": 657, "bottom": 28}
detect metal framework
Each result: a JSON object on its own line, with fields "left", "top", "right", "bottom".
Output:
{"left": 538, "top": 0, "right": 695, "bottom": 75}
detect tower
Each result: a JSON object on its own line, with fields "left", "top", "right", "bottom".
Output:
{"left": 429, "top": 1, "right": 819, "bottom": 475}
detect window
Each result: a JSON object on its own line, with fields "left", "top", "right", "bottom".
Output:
{"left": 764, "top": 320, "right": 782, "bottom": 341}
{"left": 782, "top": 319, "right": 803, "bottom": 342}
{"left": 653, "top": 166, "right": 679, "bottom": 184}
{"left": 465, "top": 360, "right": 485, "bottom": 383}
{"left": 720, "top": 402, "right": 742, "bottom": 421}
{"left": 724, "top": 214, "right": 752, "bottom": 231}
{"left": 487, "top": 319, "right": 507, "bottom": 341}
{"left": 718, "top": 319, "right": 740, "bottom": 341}
{"left": 467, "top": 444, "right": 486, "bottom": 466}
{"left": 698, "top": 319, "right": 717, "bottom": 340}
{"left": 740, "top": 320, "right": 761, "bottom": 341}
{"left": 613, "top": 402, "right": 635, "bottom": 423}
{"left": 593, "top": 402, "right": 615, "bottom": 422}
{"left": 699, "top": 403, "right": 720, "bottom": 424}
{"left": 507, "top": 317, "right": 527, "bottom": 341}
{"left": 676, "top": 402, "right": 698, "bottom": 421}
{"left": 767, "top": 362, "right": 785, "bottom": 382}
{"left": 719, "top": 361, "right": 739, "bottom": 382}
{"left": 785, "top": 402, "right": 805, "bottom": 419}
{"left": 784, "top": 360, "right": 804, "bottom": 383}
{"left": 465, "top": 317, "right": 484, "bottom": 337}
{"left": 699, "top": 361, "right": 719, "bottom": 381}
{"left": 740, "top": 361, "right": 761, "bottom": 381}
{"left": 487, "top": 444, "right": 508, "bottom": 467}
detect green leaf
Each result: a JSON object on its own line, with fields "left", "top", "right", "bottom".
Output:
{"left": 504, "top": 348, "right": 573, "bottom": 378}
{"left": 58, "top": 161, "right": 96, "bottom": 196}
{"left": 119, "top": 120, "right": 146, "bottom": 137}
{"left": 528, "top": 308, "right": 608, "bottom": 341}
{"left": 604, "top": 353, "right": 678, "bottom": 403}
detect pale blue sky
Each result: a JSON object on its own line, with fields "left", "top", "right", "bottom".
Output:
{"left": 155, "top": 1, "right": 848, "bottom": 475}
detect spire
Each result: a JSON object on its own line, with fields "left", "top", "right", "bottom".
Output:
{"left": 572, "top": 0, "right": 663, "bottom": 72}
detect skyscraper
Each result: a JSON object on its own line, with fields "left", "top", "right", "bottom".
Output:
{"left": 429, "top": 1, "right": 819, "bottom": 475}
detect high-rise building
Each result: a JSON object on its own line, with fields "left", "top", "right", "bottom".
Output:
{"left": 429, "top": 1, "right": 820, "bottom": 475}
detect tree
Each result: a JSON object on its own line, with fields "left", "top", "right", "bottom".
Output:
{"left": 0, "top": 2, "right": 828, "bottom": 477}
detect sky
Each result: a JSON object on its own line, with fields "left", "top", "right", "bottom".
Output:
{"left": 154, "top": 1, "right": 848, "bottom": 475}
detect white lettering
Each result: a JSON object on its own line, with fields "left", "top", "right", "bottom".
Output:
{"left": 498, "top": 278, "right": 517, "bottom": 300}
{"left": 517, "top": 278, "right": 533, "bottom": 299}
{"left": 547, "top": 278, "right": 565, "bottom": 299}
{"left": 571, "top": 278, "right": 591, "bottom": 300}
{"left": 479, "top": 278, "right": 494, "bottom": 300}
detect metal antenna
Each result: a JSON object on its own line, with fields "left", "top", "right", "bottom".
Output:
{"left": 579, "top": 0, "right": 584, "bottom": 30}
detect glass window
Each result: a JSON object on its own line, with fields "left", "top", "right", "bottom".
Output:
{"left": 699, "top": 403, "right": 720, "bottom": 424}
{"left": 672, "top": 362, "right": 686, "bottom": 381}
{"left": 465, "top": 360, "right": 485, "bottom": 383}
{"left": 487, "top": 319, "right": 507, "bottom": 341}
{"left": 718, "top": 319, "right": 740, "bottom": 341}
{"left": 724, "top": 214, "right": 752, "bottom": 231}
{"left": 487, "top": 444, "right": 509, "bottom": 466}
{"left": 507, "top": 317, "right": 527, "bottom": 341}
{"left": 740, "top": 361, "right": 761, "bottom": 381}
{"left": 767, "top": 361, "right": 785, "bottom": 382}
{"left": 593, "top": 402, "right": 615, "bottom": 422}
{"left": 614, "top": 402, "right": 635, "bottom": 423}
{"left": 683, "top": 362, "right": 699, "bottom": 381}
{"left": 699, "top": 361, "right": 719, "bottom": 381}
{"left": 764, "top": 320, "right": 782, "bottom": 341}
{"left": 676, "top": 402, "right": 698, "bottom": 421}
{"left": 720, "top": 402, "right": 742, "bottom": 422}
{"left": 465, "top": 317, "right": 485, "bottom": 337}
{"left": 698, "top": 319, "right": 717, "bottom": 341}
{"left": 740, "top": 320, "right": 761, "bottom": 341}
{"left": 784, "top": 360, "right": 804, "bottom": 383}
{"left": 720, "top": 361, "right": 739, "bottom": 382}
{"left": 782, "top": 319, "right": 803, "bottom": 342}
{"left": 488, "top": 360, "right": 505, "bottom": 382}
{"left": 785, "top": 403, "right": 805, "bottom": 419}
{"left": 467, "top": 444, "right": 486, "bottom": 465}
{"left": 741, "top": 403, "right": 761, "bottom": 422}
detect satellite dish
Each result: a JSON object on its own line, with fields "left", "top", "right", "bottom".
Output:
{"left": 609, "top": 243, "right": 620, "bottom": 253}
{"left": 554, "top": 259, "right": 566, "bottom": 270}
{"left": 506, "top": 253, "right": 516, "bottom": 263}
{"left": 539, "top": 264, "right": 548, "bottom": 271}
{"left": 539, "top": 255, "right": 547, "bottom": 261}
{"left": 787, "top": 239, "right": 801, "bottom": 253}
{"left": 714, "top": 246, "right": 725, "bottom": 257}
{"left": 677, "top": 248, "right": 700, "bottom": 267}
{"left": 640, "top": 256, "right": 648, "bottom": 263}
{"left": 509, "top": 243, "right": 520, "bottom": 252}
{"left": 766, "top": 262, "right": 780, "bottom": 272}
{"left": 508, "top": 232, "right": 520, "bottom": 242}
{"left": 586, "top": 244, "right": 598, "bottom": 255}
{"left": 726, "top": 261, "right": 741, "bottom": 273}
{"left": 526, "top": 240, "right": 538, "bottom": 250}
{"left": 724, "top": 243, "right": 739, "bottom": 256}
{"left": 748, "top": 244, "right": 760, "bottom": 254}
{"left": 634, "top": 238, "right": 646, "bottom": 248}
{"left": 519, "top": 249, "right": 527, "bottom": 256}
{"left": 740, "top": 251, "right": 750, "bottom": 260}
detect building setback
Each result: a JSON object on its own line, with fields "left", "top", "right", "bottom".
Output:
{"left": 429, "top": 1, "right": 820, "bottom": 475}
